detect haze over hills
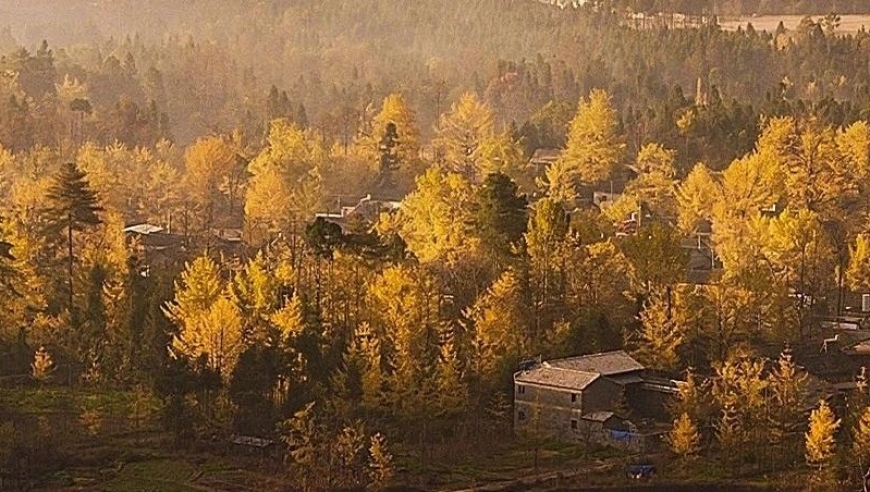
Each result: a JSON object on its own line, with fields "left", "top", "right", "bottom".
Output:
{"left": 2, "top": 0, "right": 869, "bottom": 50}
{"left": 0, "top": 0, "right": 869, "bottom": 147}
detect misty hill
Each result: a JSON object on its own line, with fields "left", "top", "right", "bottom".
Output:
{"left": 1, "top": 0, "right": 869, "bottom": 148}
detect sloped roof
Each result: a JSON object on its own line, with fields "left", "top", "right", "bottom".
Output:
{"left": 124, "top": 223, "right": 164, "bottom": 235}
{"left": 529, "top": 148, "right": 561, "bottom": 164}
{"left": 546, "top": 350, "right": 644, "bottom": 376}
{"left": 582, "top": 411, "right": 615, "bottom": 423}
{"left": 515, "top": 366, "right": 599, "bottom": 391}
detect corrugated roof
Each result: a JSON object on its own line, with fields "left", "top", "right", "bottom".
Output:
{"left": 515, "top": 366, "right": 599, "bottom": 390}
{"left": 547, "top": 350, "right": 644, "bottom": 376}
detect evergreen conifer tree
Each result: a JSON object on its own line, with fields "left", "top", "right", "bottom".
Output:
{"left": 45, "top": 162, "right": 102, "bottom": 323}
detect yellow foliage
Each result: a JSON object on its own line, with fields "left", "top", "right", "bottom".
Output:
{"left": 667, "top": 412, "right": 701, "bottom": 458}
{"left": 805, "top": 399, "right": 840, "bottom": 470}
{"left": 847, "top": 234, "right": 870, "bottom": 292}
{"left": 354, "top": 93, "right": 420, "bottom": 166}
{"left": 398, "top": 167, "right": 479, "bottom": 264}
{"left": 676, "top": 162, "right": 719, "bottom": 235}
{"left": 852, "top": 407, "right": 870, "bottom": 470}
{"left": 433, "top": 92, "right": 495, "bottom": 181}
{"left": 245, "top": 120, "right": 326, "bottom": 242}
{"left": 550, "top": 88, "right": 625, "bottom": 191}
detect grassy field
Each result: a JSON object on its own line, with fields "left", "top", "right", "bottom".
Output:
{"left": 719, "top": 14, "right": 870, "bottom": 33}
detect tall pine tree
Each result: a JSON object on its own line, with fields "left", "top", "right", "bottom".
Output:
{"left": 45, "top": 162, "right": 102, "bottom": 326}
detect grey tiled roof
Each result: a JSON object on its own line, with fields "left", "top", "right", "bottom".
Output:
{"left": 546, "top": 350, "right": 644, "bottom": 376}
{"left": 515, "top": 366, "right": 600, "bottom": 390}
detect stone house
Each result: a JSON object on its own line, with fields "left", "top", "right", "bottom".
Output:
{"left": 514, "top": 350, "right": 676, "bottom": 450}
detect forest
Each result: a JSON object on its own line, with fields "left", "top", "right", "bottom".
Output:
{"left": 3, "top": 0, "right": 870, "bottom": 490}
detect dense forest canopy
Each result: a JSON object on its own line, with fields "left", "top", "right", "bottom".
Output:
{"left": 5, "top": 0, "right": 870, "bottom": 489}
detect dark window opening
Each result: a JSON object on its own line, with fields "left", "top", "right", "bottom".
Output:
{"left": 571, "top": 419, "right": 578, "bottom": 430}
{"left": 571, "top": 393, "right": 577, "bottom": 402}
{"left": 518, "top": 385, "right": 525, "bottom": 395}
{"left": 518, "top": 410, "right": 527, "bottom": 421}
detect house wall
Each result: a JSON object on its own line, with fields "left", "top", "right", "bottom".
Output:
{"left": 514, "top": 383, "right": 583, "bottom": 438}
{"left": 514, "top": 378, "right": 622, "bottom": 439}
{"left": 581, "top": 377, "right": 622, "bottom": 413}
{"left": 626, "top": 383, "right": 672, "bottom": 421}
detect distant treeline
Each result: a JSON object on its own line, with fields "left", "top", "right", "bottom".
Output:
{"left": 601, "top": 0, "right": 870, "bottom": 15}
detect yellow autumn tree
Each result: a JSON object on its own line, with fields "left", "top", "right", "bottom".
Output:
{"left": 398, "top": 167, "right": 479, "bottom": 264}
{"left": 758, "top": 208, "right": 834, "bottom": 339}
{"left": 177, "top": 294, "right": 245, "bottom": 378}
{"left": 852, "top": 407, "right": 870, "bottom": 482}
{"left": 368, "top": 263, "right": 441, "bottom": 419}
{"left": 847, "top": 234, "right": 870, "bottom": 293}
{"left": 245, "top": 120, "right": 327, "bottom": 243}
{"left": 165, "top": 256, "right": 245, "bottom": 377}
{"left": 767, "top": 350, "right": 808, "bottom": 443}
{"left": 475, "top": 131, "right": 527, "bottom": 184}
{"left": 183, "top": 136, "right": 239, "bottom": 233}
{"left": 805, "top": 399, "right": 840, "bottom": 473}
{"left": 837, "top": 120, "right": 870, "bottom": 187}
{"left": 546, "top": 89, "right": 624, "bottom": 202}
{"left": 676, "top": 162, "right": 719, "bottom": 235}
{"left": 432, "top": 92, "right": 495, "bottom": 182}
{"left": 354, "top": 93, "right": 421, "bottom": 166}
{"left": 367, "top": 432, "right": 394, "bottom": 489}
{"left": 633, "top": 286, "right": 690, "bottom": 371}
{"left": 352, "top": 93, "right": 423, "bottom": 193}
{"left": 434, "top": 337, "right": 467, "bottom": 417}
{"left": 711, "top": 151, "right": 781, "bottom": 280}
{"left": 625, "top": 143, "right": 678, "bottom": 219}
{"left": 524, "top": 197, "right": 569, "bottom": 343}
{"left": 712, "top": 351, "right": 768, "bottom": 452}
{"left": 469, "top": 268, "right": 528, "bottom": 387}
{"left": 231, "top": 251, "right": 281, "bottom": 342}
{"left": 667, "top": 412, "right": 701, "bottom": 460}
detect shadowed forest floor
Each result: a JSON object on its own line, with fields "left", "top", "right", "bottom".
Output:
{"left": 0, "top": 387, "right": 818, "bottom": 491}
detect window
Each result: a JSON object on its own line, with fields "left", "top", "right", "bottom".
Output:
{"left": 517, "top": 385, "right": 525, "bottom": 395}
{"left": 518, "top": 410, "right": 527, "bottom": 421}
{"left": 571, "top": 419, "right": 578, "bottom": 430}
{"left": 571, "top": 393, "right": 577, "bottom": 403}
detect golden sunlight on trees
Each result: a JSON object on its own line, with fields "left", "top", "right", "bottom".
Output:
{"left": 31, "top": 345, "right": 55, "bottom": 382}
{"left": 546, "top": 89, "right": 624, "bottom": 203}
{"left": 676, "top": 162, "right": 719, "bottom": 236}
{"left": 469, "top": 269, "right": 528, "bottom": 389}
{"left": 847, "top": 234, "right": 870, "bottom": 293}
{"left": 634, "top": 286, "right": 687, "bottom": 371}
{"left": 805, "top": 400, "right": 840, "bottom": 475}
{"left": 667, "top": 412, "right": 701, "bottom": 460}
{"left": 184, "top": 136, "right": 239, "bottom": 234}
{"left": 852, "top": 407, "right": 870, "bottom": 483}
{"left": 433, "top": 92, "right": 495, "bottom": 183}
{"left": 245, "top": 120, "right": 327, "bottom": 243}
{"left": 354, "top": 93, "right": 422, "bottom": 191}
{"left": 399, "top": 167, "right": 479, "bottom": 265}
{"left": 165, "top": 256, "right": 245, "bottom": 377}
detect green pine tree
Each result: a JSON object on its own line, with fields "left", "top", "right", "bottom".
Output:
{"left": 45, "top": 162, "right": 102, "bottom": 323}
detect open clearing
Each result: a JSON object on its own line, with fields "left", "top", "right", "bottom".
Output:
{"left": 719, "top": 14, "right": 870, "bottom": 33}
